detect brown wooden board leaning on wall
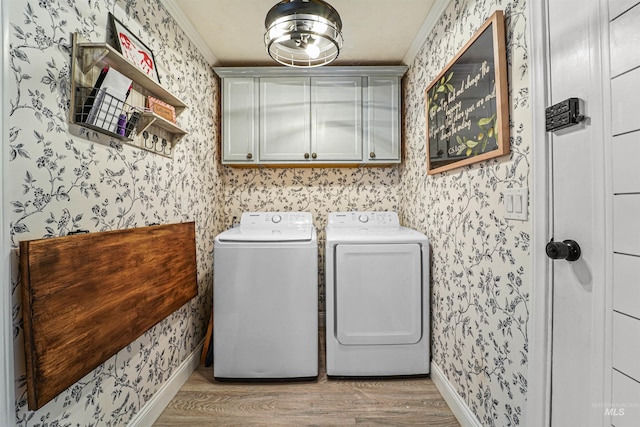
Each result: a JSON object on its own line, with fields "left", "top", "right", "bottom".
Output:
{"left": 20, "top": 222, "right": 198, "bottom": 410}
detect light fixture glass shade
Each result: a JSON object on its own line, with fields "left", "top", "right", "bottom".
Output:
{"left": 264, "top": 0, "right": 343, "bottom": 68}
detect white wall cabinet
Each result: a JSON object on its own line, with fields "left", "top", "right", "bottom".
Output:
{"left": 311, "top": 76, "right": 363, "bottom": 161}
{"left": 215, "top": 67, "right": 406, "bottom": 166}
{"left": 259, "top": 77, "right": 311, "bottom": 161}
{"left": 366, "top": 76, "right": 401, "bottom": 162}
{"left": 222, "top": 78, "right": 258, "bottom": 163}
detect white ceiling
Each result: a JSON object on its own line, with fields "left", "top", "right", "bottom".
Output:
{"left": 161, "top": 0, "right": 449, "bottom": 67}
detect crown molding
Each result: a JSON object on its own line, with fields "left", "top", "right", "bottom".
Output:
{"left": 403, "top": 0, "right": 452, "bottom": 65}
{"left": 213, "top": 65, "right": 408, "bottom": 78}
{"left": 159, "top": 0, "right": 219, "bottom": 66}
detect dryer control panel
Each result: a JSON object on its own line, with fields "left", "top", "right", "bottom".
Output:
{"left": 328, "top": 212, "right": 400, "bottom": 227}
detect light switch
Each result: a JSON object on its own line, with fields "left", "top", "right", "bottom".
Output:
{"left": 504, "top": 187, "right": 528, "bottom": 221}
{"left": 514, "top": 195, "right": 522, "bottom": 213}
{"left": 506, "top": 194, "right": 514, "bottom": 213}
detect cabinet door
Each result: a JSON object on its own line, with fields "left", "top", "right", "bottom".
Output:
{"left": 259, "top": 77, "right": 311, "bottom": 162}
{"left": 221, "top": 78, "right": 258, "bottom": 163}
{"left": 311, "top": 77, "right": 363, "bottom": 161}
{"left": 365, "top": 76, "right": 401, "bottom": 162}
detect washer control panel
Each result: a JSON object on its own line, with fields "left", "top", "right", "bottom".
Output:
{"left": 328, "top": 212, "right": 400, "bottom": 227}
{"left": 241, "top": 212, "right": 313, "bottom": 227}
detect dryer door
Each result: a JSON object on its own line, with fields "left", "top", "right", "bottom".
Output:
{"left": 335, "top": 243, "right": 422, "bottom": 345}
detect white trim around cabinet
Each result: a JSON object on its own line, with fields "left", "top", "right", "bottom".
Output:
{"left": 215, "top": 66, "right": 407, "bottom": 167}
{"left": 214, "top": 66, "right": 407, "bottom": 78}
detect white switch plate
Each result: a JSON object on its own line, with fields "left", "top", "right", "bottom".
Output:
{"left": 504, "top": 187, "right": 529, "bottom": 221}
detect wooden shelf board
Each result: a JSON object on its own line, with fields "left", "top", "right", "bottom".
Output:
{"left": 77, "top": 41, "right": 188, "bottom": 110}
{"left": 139, "top": 112, "right": 188, "bottom": 134}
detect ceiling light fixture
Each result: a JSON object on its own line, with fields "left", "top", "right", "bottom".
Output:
{"left": 264, "top": 0, "right": 343, "bottom": 68}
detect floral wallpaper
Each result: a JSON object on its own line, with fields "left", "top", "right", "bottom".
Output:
{"left": 6, "top": 0, "right": 221, "bottom": 425}
{"left": 400, "top": 0, "right": 531, "bottom": 425}
{"left": 4, "top": 0, "right": 532, "bottom": 425}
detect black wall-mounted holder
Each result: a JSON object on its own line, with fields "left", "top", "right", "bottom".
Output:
{"left": 545, "top": 98, "right": 586, "bottom": 132}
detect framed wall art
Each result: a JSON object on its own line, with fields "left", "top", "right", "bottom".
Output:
{"left": 108, "top": 13, "right": 161, "bottom": 84}
{"left": 425, "top": 10, "right": 509, "bottom": 175}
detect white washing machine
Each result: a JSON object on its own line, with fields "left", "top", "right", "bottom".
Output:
{"left": 325, "top": 211, "right": 430, "bottom": 376}
{"left": 213, "top": 212, "right": 318, "bottom": 379}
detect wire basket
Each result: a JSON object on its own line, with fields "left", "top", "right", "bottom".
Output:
{"left": 74, "top": 87, "right": 141, "bottom": 140}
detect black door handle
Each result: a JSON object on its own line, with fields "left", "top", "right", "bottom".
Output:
{"left": 546, "top": 239, "right": 581, "bottom": 262}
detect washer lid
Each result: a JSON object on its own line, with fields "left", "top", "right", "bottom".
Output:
{"left": 218, "top": 226, "right": 314, "bottom": 242}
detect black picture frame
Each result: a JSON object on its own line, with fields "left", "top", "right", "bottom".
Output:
{"left": 425, "top": 10, "right": 510, "bottom": 174}
{"left": 108, "top": 12, "right": 161, "bottom": 84}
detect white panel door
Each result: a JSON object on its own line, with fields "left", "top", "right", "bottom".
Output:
{"left": 259, "top": 77, "right": 310, "bottom": 162}
{"left": 547, "top": 0, "right": 608, "bottom": 425}
{"left": 311, "top": 77, "right": 362, "bottom": 161}
{"left": 334, "top": 244, "right": 422, "bottom": 345}
{"left": 221, "top": 78, "right": 258, "bottom": 163}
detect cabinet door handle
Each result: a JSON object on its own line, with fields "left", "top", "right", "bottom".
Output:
{"left": 311, "top": 152, "right": 317, "bottom": 159}
{"left": 304, "top": 153, "right": 310, "bottom": 159}
{"left": 370, "top": 152, "right": 376, "bottom": 158}
{"left": 246, "top": 153, "right": 253, "bottom": 159}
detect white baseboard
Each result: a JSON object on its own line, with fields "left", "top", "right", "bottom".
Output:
{"left": 430, "top": 362, "right": 482, "bottom": 427}
{"left": 129, "top": 341, "right": 204, "bottom": 427}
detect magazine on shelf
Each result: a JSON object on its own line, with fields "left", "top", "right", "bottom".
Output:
{"left": 83, "top": 68, "right": 132, "bottom": 134}
{"left": 78, "top": 67, "right": 109, "bottom": 123}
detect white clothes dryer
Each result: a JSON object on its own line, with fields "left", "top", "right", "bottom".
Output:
{"left": 325, "top": 211, "right": 430, "bottom": 376}
{"left": 214, "top": 212, "right": 318, "bottom": 379}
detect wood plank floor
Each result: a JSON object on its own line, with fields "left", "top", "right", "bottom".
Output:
{"left": 154, "top": 334, "right": 460, "bottom": 426}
